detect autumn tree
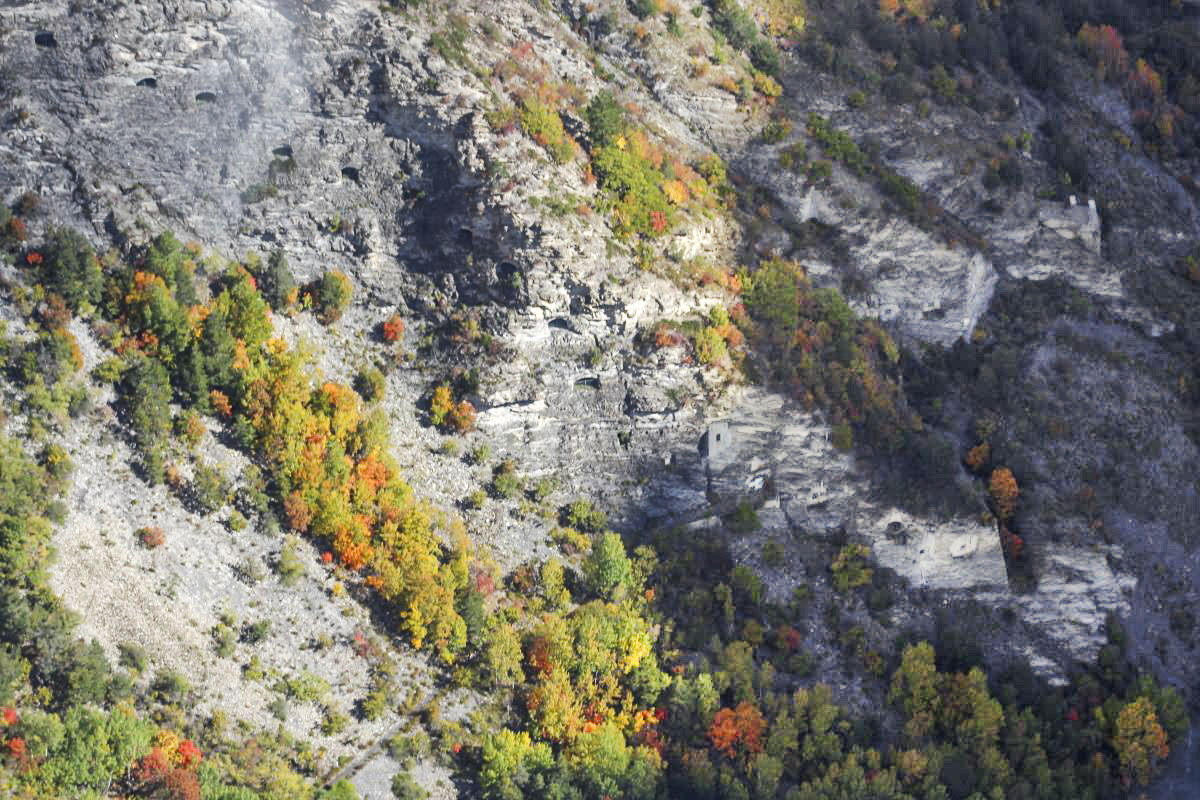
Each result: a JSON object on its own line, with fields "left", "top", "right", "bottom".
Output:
{"left": 964, "top": 442, "right": 989, "bottom": 473}
{"left": 989, "top": 467, "right": 1019, "bottom": 521}
{"left": 1130, "top": 59, "right": 1164, "bottom": 104}
{"left": 1077, "top": 23, "right": 1129, "bottom": 83}
{"left": 118, "top": 270, "right": 190, "bottom": 360}
{"left": 429, "top": 383, "right": 475, "bottom": 433}
{"left": 708, "top": 702, "right": 767, "bottom": 761}
{"left": 526, "top": 666, "right": 584, "bottom": 742}
{"left": 1112, "top": 696, "right": 1168, "bottom": 786}
{"left": 382, "top": 313, "right": 405, "bottom": 343}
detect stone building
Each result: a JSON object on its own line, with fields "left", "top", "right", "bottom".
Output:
{"left": 1036, "top": 195, "right": 1101, "bottom": 255}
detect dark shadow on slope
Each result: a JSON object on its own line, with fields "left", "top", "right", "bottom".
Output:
{"left": 366, "top": 80, "right": 532, "bottom": 309}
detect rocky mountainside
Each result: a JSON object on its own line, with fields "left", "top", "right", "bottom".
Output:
{"left": 2, "top": 0, "right": 1200, "bottom": 797}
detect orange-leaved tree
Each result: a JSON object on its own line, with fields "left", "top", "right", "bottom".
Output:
{"left": 989, "top": 467, "right": 1018, "bottom": 521}
{"left": 708, "top": 701, "right": 766, "bottom": 761}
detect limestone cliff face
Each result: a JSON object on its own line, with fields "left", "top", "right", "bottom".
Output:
{"left": 4, "top": 0, "right": 1200, "bottom": 722}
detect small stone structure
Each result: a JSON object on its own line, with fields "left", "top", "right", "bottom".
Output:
{"left": 701, "top": 420, "right": 733, "bottom": 471}
{"left": 1037, "top": 195, "right": 1101, "bottom": 255}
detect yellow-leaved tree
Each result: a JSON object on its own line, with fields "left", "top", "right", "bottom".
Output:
{"left": 1113, "top": 696, "right": 1169, "bottom": 786}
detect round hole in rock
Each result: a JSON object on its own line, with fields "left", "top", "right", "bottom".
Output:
{"left": 548, "top": 317, "right": 572, "bottom": 331}
{"left": 195, "top": 91, "right": 217, "bottom": 103}
{"left": 272, "top": 145, "right": 293, "bottom": 159}
{"left": 497, "top": 261, "right": 519, "bottom": 283}
{"left": 34, "top": 31, "right": 57, "bottom": 48}
{"left": 136, "top": 77, "right": 158, "bottom": 88}
{"left": 340, "top": 166, "right": 360, "bottom": 182}
{"left": 457, "top": 228, "right": 473, "bottom": 247}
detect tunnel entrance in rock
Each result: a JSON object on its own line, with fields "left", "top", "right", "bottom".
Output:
{"left": 885, "top": 520, "right": 908, "bottom": 545}
{"left": 575, "top": 376, "right": 601, "bottom": 390}
{"left": 195, "top": 91, "right": 217, "bottom": 103}
{"left": 273, "top": 145, "right": 293, "bottom": 159}
{"left": 341, "top": 166, "right": 360, "bottom": 182}
{"left": 548, "top": 317, "right": 573, "bottom": 332}
{"left": 34, "top": 32, "right": 57, "bottom": 48}
{"left": 137, "top": 77, "right": 158, "bottom": 88}
{"left": 497, "top": 261, "right": 520, "bottom": 286}
{"left": 457, "top": 228, "right": 473, "bottom": 247}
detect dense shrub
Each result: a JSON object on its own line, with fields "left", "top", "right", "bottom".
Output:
{"left": 37, "top": 227, "right": 102, "bottom": 312}
{"left": 880, "top": 169, "right": 920, "bottom": 212}
{"left": 710, "top": 0, "right": 758, "bottom": 50}
{"left": 831, "top": 544, "right": 872, "bottom": 593}
{"left": 628, "top": 0, "right": 658, "bottom": 20}
{"left": 355, "top": 366, "right": 386, "bottom": 402}
{"left": 583, "top": 532, "right": 632, "bottom": 599}
{"left": 806, "top": 114, "right": 869, "bottom": 175}
{"left": 258, "top": 248, "right": 297, "bottom": 310}
{"left": 585, "top": 91, "right": 625, "bottom": 148}
{"left": 276, "top": 536, "right": 305, "bottom": 586}
{"left": 749, "top": 38, "right": 781, "bottom": 76}
{"left": 693, "top": 326, "right": 727, "bottom": 365}
{"left": 121, "top": 355, "right": 171, "bottom": 480}
{"left": 429, "top": 382, "right": 476, "bottom": 433}
{"left": 591, "top": 141, "right": 672, "bottom": 238}
{"left": 382, "top": 313, "right": 405, "bottom": 343}
{"left": 520, "top": 95, "right": 575, "bottom": 164}
{"left": 562, "top": 499, "right": 608, "bottom": 533}
{"left": 137, "top": 526, "right": 165, "bottom": 549}
{"left": 491, "top": 459, "right": 522, "bottom": 500}
{"left": 313, "top": 270, "right": 352, "bottom": 324}
{"left": 190, "top": 462, "right": 228, "bottom": 515}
